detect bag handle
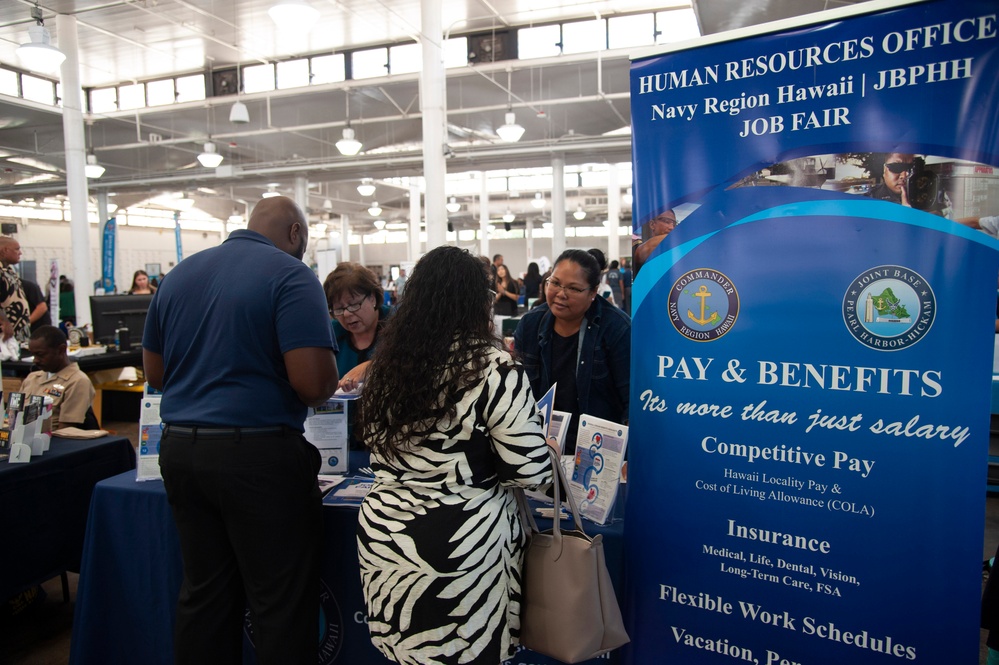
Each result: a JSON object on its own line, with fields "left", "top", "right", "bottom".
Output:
{"left": 517, "top": 448, "right": 589, "bottom": 560}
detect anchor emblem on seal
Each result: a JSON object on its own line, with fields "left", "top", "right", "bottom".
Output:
{"left": 687, "top": 284, "right": 719, "bottom": 325}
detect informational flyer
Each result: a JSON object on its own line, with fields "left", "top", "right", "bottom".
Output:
{"left": 136, "top": 385, "right": 163, "bottom": 481}
{"left": 304, "top": 399, "right": 348, "bottom": 474}
{"left": 626, "top": 1, "right": 999, "bottom": 664}
{"left": 568, "top": 415, "right": 627, "bottom": 525}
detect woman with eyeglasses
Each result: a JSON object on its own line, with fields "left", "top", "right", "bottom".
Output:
{"left": 323, "top": 262, "right": 391, "bottom": 447}
{"left": 513, "top": 248, "right": 631, "bottom": 454}
{"left": 355, "top": 245, "right": 552, "bottom": 665}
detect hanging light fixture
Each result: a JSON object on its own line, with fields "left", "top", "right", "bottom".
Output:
{"left": 84, "top": 153, "right": 105, "bottom": 179}
{"left": 17, "top": 5, "right": 66, "bottom": 75}
{"left": 262, "top": 184, "right": 280, "bottom": 198}
{"left": 531, "top": 192, "right": 545, "bottom": 209}
{"left": 268, "top": 0, "right": 319, "bottom": 29}
{"left": 336, "top": 127, "right": 362, "bottom": 156}
{"left": 622, "top": 187, "right": 633, "bottom": 206}
{"left": 495, "top": 71, "right": 525, "bottom": 142}
{"left": 357, "top": 178, "right": 376, "bottom": 197}
{"left": 573, "top": 205, "right": 587, "bottom": 220}
{"left": 228, "top": 211, "right": 243, "bottom": 225}
{"left": 496, "top": 110, "right": 525, "bottom": 143}
{"left": 502, "top": 209, "right": 516, "bottom": 224}
{"left": 367, "top": 202, "right": 382, "bottom": 217}
{"left": 373, "top": 219, "right": 386, "bottom": 230}
{"left": 322, "top": 198, "right": 333, "bottom": 211}
{"left": 229, "top": 101, "right": 249, "bottom": 124}
{"left": 445, "top": 197, "right": 461, "bottom": 213}
{"left": 197, "top": 142, "right": 224, "bottom": 168}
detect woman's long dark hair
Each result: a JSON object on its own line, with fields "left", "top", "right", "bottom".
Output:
{"left": 357, "top": 245, "right": 499, "bottom": 460}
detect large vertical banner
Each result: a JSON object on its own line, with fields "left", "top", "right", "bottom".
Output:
{"left": 627, "top": 2, "right": 999, "bottom": 664}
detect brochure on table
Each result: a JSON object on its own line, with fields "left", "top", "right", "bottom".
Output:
{"left": 3, "top": 392, "right": 35, "bottom": 464}
{"left": 568, "top": 415, "right": 628, "bottom": 525}
{"left": 136, "top": 385, "right": 163, "bottom": 481}
{"left": 305, "top": 399, "right": 348, "bottom": 474}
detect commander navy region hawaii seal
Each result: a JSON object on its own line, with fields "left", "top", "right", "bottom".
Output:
{"left": 843, "top": 265, "right": 935, "bottom": 351}
{"left": 668, "top": 269, "right": 739, "bottom": 342}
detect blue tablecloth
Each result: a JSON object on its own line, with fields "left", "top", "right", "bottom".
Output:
{"left": 0, "top": 435, "right": 135, "bottom": 601}
{"left": 70, "top": 455, "right": 626, "bottom": 665}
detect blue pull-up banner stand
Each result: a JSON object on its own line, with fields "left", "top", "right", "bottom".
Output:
{"left": 626, "top": 1, "right": 999, "bottom": 663}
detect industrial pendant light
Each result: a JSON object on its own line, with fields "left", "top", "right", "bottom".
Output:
{"left": 85, "top": 153, "right": 105, "bottom": 179}
{"left": 197, "top": 142, "right": 224, "bottom": 168}
{"left": 368, "top": 202, "right": 382, "bottom": 217}
{"left": 502, "top": 209, "right": 515, "bottom": 223}
{"left": 357, "top": 178, "right": 376, "bottom": 197}
{"left": 336, "top": 93, "right": 362, "bottom": 156}
{"left": 17, "top": 5, "right": 66, "bottom": 75}
{"left": 496, "top": 111, "right": 525, "bottom": 143}
{"left": 445, "top": 197, "right": 461, "bottom": 213}
{"left": 573, "top": 205, "right": 586, "bottom": 220}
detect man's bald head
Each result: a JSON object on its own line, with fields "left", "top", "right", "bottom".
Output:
{"left": 0, "top": 236, "right": 22, "bottom": 267}
{"left": 247, "top": 196, "right": 308, "bottom": 260}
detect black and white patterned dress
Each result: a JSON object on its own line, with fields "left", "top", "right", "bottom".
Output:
{"left": 357, "top": 349, "right": 552, "bottom": 665}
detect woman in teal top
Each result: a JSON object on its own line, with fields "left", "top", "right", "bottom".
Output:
{"left": 323, "top": 262, "right": 391, "bottom": 448}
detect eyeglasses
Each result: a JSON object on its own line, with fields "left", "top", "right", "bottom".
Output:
{"left": 884, "top": 162, "right": 913, "bottom": 174}
{"left": 331, "top": 296, "right": 369, "bottom": 317}
{"left": 545, "top": 278, "right": 590, "bottom": 296}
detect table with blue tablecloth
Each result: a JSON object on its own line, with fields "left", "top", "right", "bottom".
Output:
{"left": 0, "top": 435, "right": 135, "bottom": 602}
{"left": 70, "top": 454, "right": 626, "bottom": 665}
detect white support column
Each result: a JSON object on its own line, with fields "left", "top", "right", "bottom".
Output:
{"left": 607, "top": 163, "right": 621, "bottom": 264}
{"left": 525, "top": 219, "right": 535, "bottom": 265}
{"left": 479, "top": 172, "right": 490, "bottom": 258}
{"left": 57, "top": 14, "right": 94, "bottom": 326}
{"left": 420, "top": 0, "right": 448, "bottom": 249}
{"left": 551, "top": 155, "right": 566, "bottom": 258}
{"left": 409, "top": 184, "right": 421, "bottom": 261}
{"left": 294, "top": 176, "right": 308, "bottom": 214}
{"left": 358, "top": 231, "right": 366, "bottom": 267}
{"left": 340, "top": 214, "right": 350, "bottom": 263}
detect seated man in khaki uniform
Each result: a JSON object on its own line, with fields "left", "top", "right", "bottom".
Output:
{"left": 21, "top": 325, "right": 97, "bottom": 431}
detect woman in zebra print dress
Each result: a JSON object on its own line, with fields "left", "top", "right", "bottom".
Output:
{"left": 356, "top": 246, "right": 553, "bottom": 665}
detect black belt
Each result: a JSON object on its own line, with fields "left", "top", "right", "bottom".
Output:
{"left": 163, "top": 425, "right": 286, "bottom": 438}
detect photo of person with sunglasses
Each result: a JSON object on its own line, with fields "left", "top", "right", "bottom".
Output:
{"left": 868, "top": 152, "right": 916, "bottom": 206}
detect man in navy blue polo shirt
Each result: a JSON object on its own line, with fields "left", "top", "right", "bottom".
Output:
{"left": 143, "top": 196, "right": 338, "bottom": 665}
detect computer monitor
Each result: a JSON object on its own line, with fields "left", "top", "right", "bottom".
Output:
{"left": 89, "top": 294, "right": 153, "bottom": 346}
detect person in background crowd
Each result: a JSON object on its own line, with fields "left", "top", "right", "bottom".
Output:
{"left": 587, "top": 248, "right": 617, "bottom": 307}
{"left": 22, "top": 326, "right": 98, "bottom": 430}
{"left": 522, "top": 262, "right": 543, "bottom": 305}
{"left": 620, "top": 258, "right": 633, "bottom": 314}
{"left": 323, "top": 262, "right": 391, "bottom": 447}
{"left": 143, "top": 196, "right": 338, "bottom": 665}
{"left": 867, "top": 152, "right": 915, "bottom": 206}
{"left": 58, "top": 275, "right": 76, "bottom": 327}
{"left": 355, "top": 245, "right": 552, "bottom": 665}
{"left": 514, "top": 249, "right": 631, "bottom": 454}
{"left": 633, "top": 208, "right": 677, "bottom": 274}
{"left": 490, "top": 253, "right": 503, "bottom": 289}
{"left": 393, "top": 268, "right": 407, "bottom": 303}
{"left": 0, "top": 236, "right": 30, "bottom": 342}
{"left": 493, "top": 263, "right": 520, "bottom": 316}
{"left": 127, "top": 269, "right": 156, "bottom": 295}
{"left": 22, "top": 279, "right": 51, "bottom": 333}
{"left": 606, "top": 259, "right": 624, "bottom": 308}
